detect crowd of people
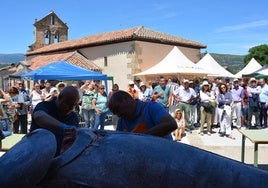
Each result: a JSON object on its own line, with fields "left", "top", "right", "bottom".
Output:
{"left": 0, "top": 80, "right": 111, "bottom": 134}
{"left": 2, "top": 75, "right": 268, "bottom": 187}
{"left": 1, "top": 75, "right": 268, "bottom": 144}
{"left": 116, "top": 75, "right": 268, "bottom": 141}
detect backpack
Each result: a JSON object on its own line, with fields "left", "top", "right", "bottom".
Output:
{"left": 248, "top": 93, "right": 259, "bottom": 108}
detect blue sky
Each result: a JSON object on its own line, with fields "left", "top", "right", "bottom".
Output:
{"left": 0, "top": 0, "right": 267, "bottom": 55}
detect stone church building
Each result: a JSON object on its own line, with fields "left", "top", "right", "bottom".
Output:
{"left": 23, "top": 11, "right": 206, "bottom": 90}
{"left": 28, "top": 11, "right": 68, "bottom": 51}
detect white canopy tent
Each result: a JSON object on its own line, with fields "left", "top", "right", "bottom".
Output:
{"left": 134, "top": 46, "right": 208, "bottom": 76}
{"left": 255, "top": 68, "right": 268, "bottom": 76}
{"left": 234, "top": 58, "right": 262, "bottom": 78}
{"left": 196, "top": 53, "right": 235, "bottom": 78}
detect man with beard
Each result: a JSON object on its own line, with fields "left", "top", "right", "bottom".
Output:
{"left": 30, "top": 86, "right": 80, "bottom": 155}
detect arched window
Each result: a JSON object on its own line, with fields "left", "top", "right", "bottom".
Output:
{"left": 54, "top": 31, "right": 59, "bottom": 43}
{"left": 44, "top": 30, "right": 50, "bottom": 44}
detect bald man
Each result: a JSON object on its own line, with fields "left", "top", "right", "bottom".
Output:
{"left": 108, "top": 90, "right": 177, "bottom": 139}
{"left": 30, "top": 86, "right": 80, "bottom": 155}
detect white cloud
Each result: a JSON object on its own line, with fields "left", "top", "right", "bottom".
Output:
{"left": 215, "top": 19, "right": 268, "bottom": 33}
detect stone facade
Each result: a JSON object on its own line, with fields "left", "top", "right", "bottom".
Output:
{"left": 25, "top": 12, "right": 206, "bottom": 91}
{"left": 80, "top": 41, "right": 201, "bottom": 89}
{"left": 28, "top": 11, "right": 68, "bottom": 52}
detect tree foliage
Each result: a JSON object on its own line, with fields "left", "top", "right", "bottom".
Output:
{"left": 244, "top": 44, "right": 268, "bottom": 66}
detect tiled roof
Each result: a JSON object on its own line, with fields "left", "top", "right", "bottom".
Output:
{"left": 27, "top": 51, "right": 101, "bottom": 71}
{"left": 26, "top": 26, "right": 206, "bottom": 55}
{"left": 0, "top": 65, "right": 15, "bottom": 72}
{"left": 0, "top": 65, "right": 16, "bottom": 79}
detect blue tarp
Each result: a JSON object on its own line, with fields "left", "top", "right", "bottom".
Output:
{"left": 22, "top": 61, "right": 107, "bottom": 81}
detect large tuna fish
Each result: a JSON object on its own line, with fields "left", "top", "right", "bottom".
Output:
{"left": 0, "top": 128, "right": 268, "bottom": 188}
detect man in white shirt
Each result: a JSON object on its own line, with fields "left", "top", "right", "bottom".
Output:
{"left": 173, "top": 79, "right": 196, "bottom": 132}
{"left": 247, "top": 78, "right": 261, "bottom": 129}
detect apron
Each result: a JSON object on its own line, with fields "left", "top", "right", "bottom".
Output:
{"left": 123, "top": 102, "right": 148, "bottom": 133}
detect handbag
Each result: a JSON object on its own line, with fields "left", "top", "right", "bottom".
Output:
{"left": 201, "top": 102, "right": 214, "bottom": 114}
{"left": 188, "top": 96, "right": 198, "bottom": 105}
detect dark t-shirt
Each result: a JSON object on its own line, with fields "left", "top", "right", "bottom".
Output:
{"left": 30, "top": 98, "right": 79, "bottom": 155}
{"left": 30, "top": 98, "right": 79, "bottom": 131}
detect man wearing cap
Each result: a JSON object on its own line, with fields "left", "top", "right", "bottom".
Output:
{"left": 258, "top": 78, "right": 268, "bottom": 128}
{"left": 230, "top": 78, "right": 244, "bottom": 129}
{"left": 173, "top": 79, "right": 197, "bottom": 131}
{"left": 126, "top": 81, "right": 139, "bottom": 99}
{"left": 134, "top": 77, "right": 142, "bottom": 93}
{"left": 247, "top": 77, "right": 261, "bottom": 129}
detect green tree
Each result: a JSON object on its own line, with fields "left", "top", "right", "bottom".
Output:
{"left": 244, "top": 44, "right": 268, "bottom": 66}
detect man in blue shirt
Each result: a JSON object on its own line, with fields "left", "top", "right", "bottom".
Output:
{"left": 259, "top": 78, "right": 268, "bottom": 128}
{"left": 108, "top": 90, "right": 177, "bottom": 139}
{"left": 152, "top": 76, "right": 170, "bottom": 110}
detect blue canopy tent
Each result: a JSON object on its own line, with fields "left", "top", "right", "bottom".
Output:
{"left": 22, "top": 61, "right": 108, "bottom": 92}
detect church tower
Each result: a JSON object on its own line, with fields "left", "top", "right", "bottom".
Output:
{"left": 28, "top": 11, "right": 68, "bottom": 51}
